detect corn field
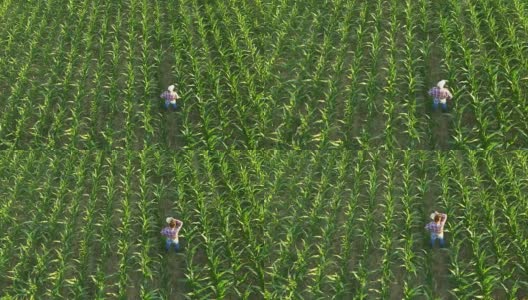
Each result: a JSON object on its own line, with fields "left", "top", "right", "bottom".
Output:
{"left": 1, "top": 0, "right": 528, "bottom": 149}
{"left": 0, "top": 150, "right": 527, "bottom": 299}
{"left": 2, "top": 0, "right": 528, "bottom": 299}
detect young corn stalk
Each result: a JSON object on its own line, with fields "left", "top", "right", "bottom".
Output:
{"left": 134, "top": 150, "right": 159, "bottom": 297}
{"left": 399, "top": 0, "right": 425, "bottom": 148}
{"left": 115, "top": 153, "right": 136, "bottom": 298}
{"left": 396, "top": 151, "right": 425, "bottom": 298}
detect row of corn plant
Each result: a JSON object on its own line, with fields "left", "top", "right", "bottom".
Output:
{"left": 264, "top": 152, "right": 316, "bottom": 298}
{"left": 436, "top": 1, "right": 472, "bottom": 149}
{"left": 203, "top": 151, "right": 238, "bottom": 298}
{"left": 269, "top": 3, "right": 329, "bottom": 147}
{"left": 115, "top": 153, "right": 136, "bottom": 298}
{"left": 308, "top": 151, "right": 350, "bottom": 296}
{"left": 26, "top": 152, "right": 82, "bottom": 296}
{"left": 63, "top": 0, "right": 103, "bottom": 148}
{"left": 331, "top": 151, "right": 363, "bottom": 298}
{"left": 306, "top": 0, "right": 355, "bottom": 148}
{"left": 466, "top": 152, "right": 505, "bottom": 297}
{"left": 258, "top": 0, "right": 303, "bottom": 147}
{"left": 314, "top": 0, "right": 356, "bottom": 148}
{"left": 396, "top": 151, "right": 427, "bottom": 298}
{"left": 350, "top": 1, "right": 385, "bottom": 150}
{"left": 175, "top": 0, "right": 223, "bottom": 149}
{"left": 286, "top": 153, "right": 336, "bottom": 297}
{"left": 119, "top": 0, "right": 141, "bottom": 149}
{"left": 379, "top": 0, "right": 401, "bottom": 149}
{"left": 446, "top": 152, "right": 494, "bottom": 299}
{"left": 0, "top": 152, "right": 40, "bottom": 289}
{"left": 398, "top": 0, "right": 428, "bottom": 148}
{"left": 46, "top": 152, "right": 91, "bottom": 298}
{"left": 495, "top": 153, "right": 528, "bottom": 293}
{"left": 258, "top": 150, "right": 292, "bottom": 297}
{"left": 376, "top": 152, "right": 400, "bottom": 297}
{"left": 133, "top": 149, "right": 160, "bottom": 298}
{"left": 44, "top": 0, "right": 92, "bottom": 147}
{"left": 98, "top": 1, "right": 126, "bottom": 149}
{"left": 134, "top": 0, "right": 159, "bottom": 147}
{"left": 224, "top": 0, "right": 268, "bottom": 147}
{"left": 216, "top": 152, "right": 251, "bottom": 297}
{"left": 352, "top": 151, "right": 382, "bottom": 299}
{"left": 67, "top": 152, "right": 104, "bottom": 296}
{"left": 232, "top": 151, "right": 273, "bottom": 296}
{"left": 480, "top": 0, "right": 528, "bottom": 146}
{"left": 287, "top": 0, "right": 347, "bottom": 148}
{"left": 90, "top": 152, "right": 122, "bottom": 298}
{"left": 5, "top": 154, "right": 72, "bottom": 297}
{"left": 479, "top": 152, "right": 522, "bottom": 297}
{"left": 147, "top": 152, "right": 174, "bottom": 299}
{"left": 27, "top": 0, "right": 87, "bottom": 147}
{"left": 245, "top": 150, "right": 277, "bottom": 295}
{"left": 85, "top": 1, "right": 113, "bottom": 148}
{"left": 342, "top": 1, "right": 369, "bottom": 148}
{"left": 0, "top": 0, "right": 62, "bottom": 148}
{"left": 181, "top": 151, "right": 220, "bottom": 298}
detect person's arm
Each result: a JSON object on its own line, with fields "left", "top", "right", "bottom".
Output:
{"left": 175, "top": 92, "right": 181, "bottom": 99}
{"left": 175, "top": 220, "right": 183, "bottom": 232}
{"left": 173, "top": 222, "right": 183, "bottom": 236}
{"left": 446, "top": 90, "right": 453, "bottom": 100}
{"left": 428, "top": 88, "right": 433, "bottom": 96}
{"left": 440, "top": 213, "right": 447, "bottom": 226}
{"left": 160, "top": 91, "right": 166, "bottom": 99}
{"left": 161, "top": 227, "right": 167, "bottom": 237}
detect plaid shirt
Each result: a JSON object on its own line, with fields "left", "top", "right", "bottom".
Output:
{"left": 428, "top": 87, "right": 452, "bottom": 100}
{"left": 425, "top": 214, "right": 447, "bottom": 234}
{"left": 160, "top": 91, "right": 180, "bottom": 101}
{"left": 161, "top": 222, "right": 183, "bottom": 240}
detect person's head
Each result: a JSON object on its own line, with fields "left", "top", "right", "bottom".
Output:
{"left": 169, "top": 219, "right": 177, "bottom": 228}
{"left": 166, "top": 217, "right": 177, "bottom": 228}
{"left": 168, "top": 85, "right": 175, "bottom": 92}
{"left": 437, "top": 80, "right": 447, "bottom": 89}
{"left": 434, "top": 214, "right": 441, "bottom": 223}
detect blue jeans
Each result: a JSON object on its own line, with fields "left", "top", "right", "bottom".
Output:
{"left": 165, "top": 101, "right": 177, "bottom": 110}
{"left": 430, "top": 233, "right": 445, "bottom": 248}
{"left": 165, "top": 239, "right": 180, "bottom": 252}
{"left": 432, "top": 99, "right": 447, "bottom": 112}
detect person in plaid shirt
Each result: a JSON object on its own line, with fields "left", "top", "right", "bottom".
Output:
{"left": 161, "top": 217, "right": 183, "bottom": 252}
{"left": 428, "top": 80, "right": 453, "bottom": 112}
{"left": 160, "top": 85, "right": 181, "bottom": 110}
{"left": 425, "top": 211, "right": 447, "bottom": 248}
